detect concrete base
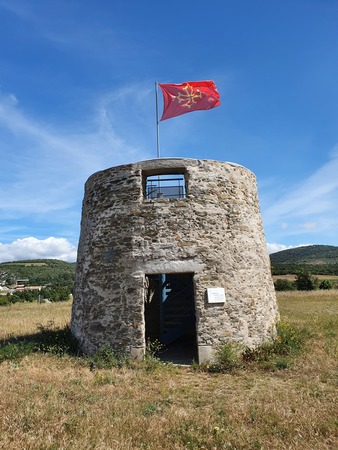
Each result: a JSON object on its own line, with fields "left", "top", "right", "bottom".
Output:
{"left": 130, "top": 347, "right": 144, "bottom": 361}
{"left": 198, "top": 345, "right": 215, "bottom": 364}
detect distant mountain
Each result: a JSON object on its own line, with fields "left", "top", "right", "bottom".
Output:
{"left": 270, "top": 245, "right": 338, "bottom": 275}
{"left": 0, "top": 259, "right": 76, "bottom": 286}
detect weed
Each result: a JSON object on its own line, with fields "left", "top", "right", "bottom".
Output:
{"left": 324, "top": 331, "right": 337, "bottom": 357}
{"left": 202, "top": 342, "right": 243, "bottom": 373}
{"left": 199, "top": 321, "right": 309, "bottom": 373}
{"left": 273, "top": 356, "right": 292, "bottom": 370}
{"left": 142, "top": 402, "right": 162, "bottom": 416}
{"left": 174, "top": 420, "right": 209, "bottom": 449}
{"left": 0, "top": 341, "right": 36, "bottom": 363}
{"left": 243, "top": 321, "right": 309, "bottom": 367}
{"left": 142, "top": 396, "right": 172, "bottom": 416}
{"left": 43, "top": 385, "right": 53, "bottom": 399}
{"left": 93, "top": 372, "right": 116, "bottom": 386}
{"left": 216, "top": 342, "right": 243, "bottom": 369}
{"left": 142, "top": 339, "right": 167, "bottom": 372}
{"left": 63, "top": 417, "right": 78, "bottom": 433}
{"left": 89, "top": 344, "right": 129, "bottom": 370}
{"left": 251, "top": 440, "right": 263, "bottom": 449}
{"left": 273, "top": 321, "right": 309, "bottom": 354}
{"left": 145, "top": 339, "right": 164, "bottom": 358}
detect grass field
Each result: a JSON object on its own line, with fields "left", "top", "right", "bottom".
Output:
{"left": 0, "top": 292, "right": 337, "bottom": 450}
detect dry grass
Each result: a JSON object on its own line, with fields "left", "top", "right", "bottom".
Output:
{"left": 0, "top": 293, "right": 337, "bottom": 450}
{"left": 0, "top": 301, "right": 70, "bottom": 340}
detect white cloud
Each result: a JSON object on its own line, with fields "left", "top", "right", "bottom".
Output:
{"left": 262, "top": 144, "right": 338, "bottom": 242}
{"left": 264, "top": 145, "right": 338, "bottom": 223}
{"left": 299, "top": 222, "right": 318, "bottom": 230}
{"left": 267, "top": 243, "right": 312, "bottom": 254}
{"left": 0, "top": 237, "right": 77, "bottom": 263}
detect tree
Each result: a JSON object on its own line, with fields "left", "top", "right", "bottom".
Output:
{"left": 319, "top": 279, "right": 333, "bottom": 290}
{"left": 295, "top": 271, "right": 319, "bottom": 291}
{"left": 274, "top": 279, "right": 296, "bottom": 291}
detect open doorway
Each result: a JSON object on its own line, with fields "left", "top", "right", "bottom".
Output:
{"left": 145, "top": 273, "right": 197, "bottom": 364}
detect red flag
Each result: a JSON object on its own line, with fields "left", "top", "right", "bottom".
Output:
{"left": 159, "top": 80, "right": 220, "bottom": 121}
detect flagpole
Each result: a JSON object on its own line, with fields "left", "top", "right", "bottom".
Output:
{"left": 155, "top": 81, "right": 160, "bottom": 158}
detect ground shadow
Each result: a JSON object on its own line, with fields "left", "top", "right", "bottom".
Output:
{"left": 158, "top": 335, "right": 198, "bottom": 365}
{"left": 0, "top": 324, "right": 79, "bottom": 362}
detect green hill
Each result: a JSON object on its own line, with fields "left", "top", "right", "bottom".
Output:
{"left": 270, "top": 245, "right": 338, "bottom": 275}
{"left": 0, "top": 259, "right": 76, "bottom": 287}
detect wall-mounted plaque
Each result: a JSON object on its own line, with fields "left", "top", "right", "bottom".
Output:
{"left": 206, "top": 288, "right": 226, "bottom": 304}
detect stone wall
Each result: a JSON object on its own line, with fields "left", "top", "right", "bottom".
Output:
{"left": 71, "top": 158, "right": 279, "bottom": 362}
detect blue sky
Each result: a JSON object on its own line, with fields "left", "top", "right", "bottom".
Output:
{"left": 0, "top": 0, "right": 337, "bottom": 262}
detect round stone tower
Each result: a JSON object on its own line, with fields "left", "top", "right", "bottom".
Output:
{"left": 71, "top": 158, "right": 279, "bottom": 363}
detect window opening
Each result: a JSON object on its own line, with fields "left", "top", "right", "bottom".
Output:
{"left": 145, "top": 173, "right": 186, "bottom": 199}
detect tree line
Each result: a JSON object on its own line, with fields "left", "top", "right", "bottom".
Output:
{"left": 274, "top": 271, "right": 336, "bottom": 291}
{"left": 271, "top": 263, "right": 338, "bottom": 276}
{"left": 0, "top": 286, "right": 72, "bottom": 306}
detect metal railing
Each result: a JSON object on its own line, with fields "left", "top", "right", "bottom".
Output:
{"left": 145, "top": 175, "right": 186, "bottom": 199}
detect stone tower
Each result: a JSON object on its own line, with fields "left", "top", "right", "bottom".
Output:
{"left": 71, "top": 158, "right": 279, "bottom": 363}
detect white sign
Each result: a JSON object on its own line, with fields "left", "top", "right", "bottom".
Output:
{"left": 206, "top": 288, "right": 226, "bottom": 304}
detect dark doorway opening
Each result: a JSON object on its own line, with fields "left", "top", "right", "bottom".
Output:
{"left": 145, "top": 273, "right": 197, "bottom": 364}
